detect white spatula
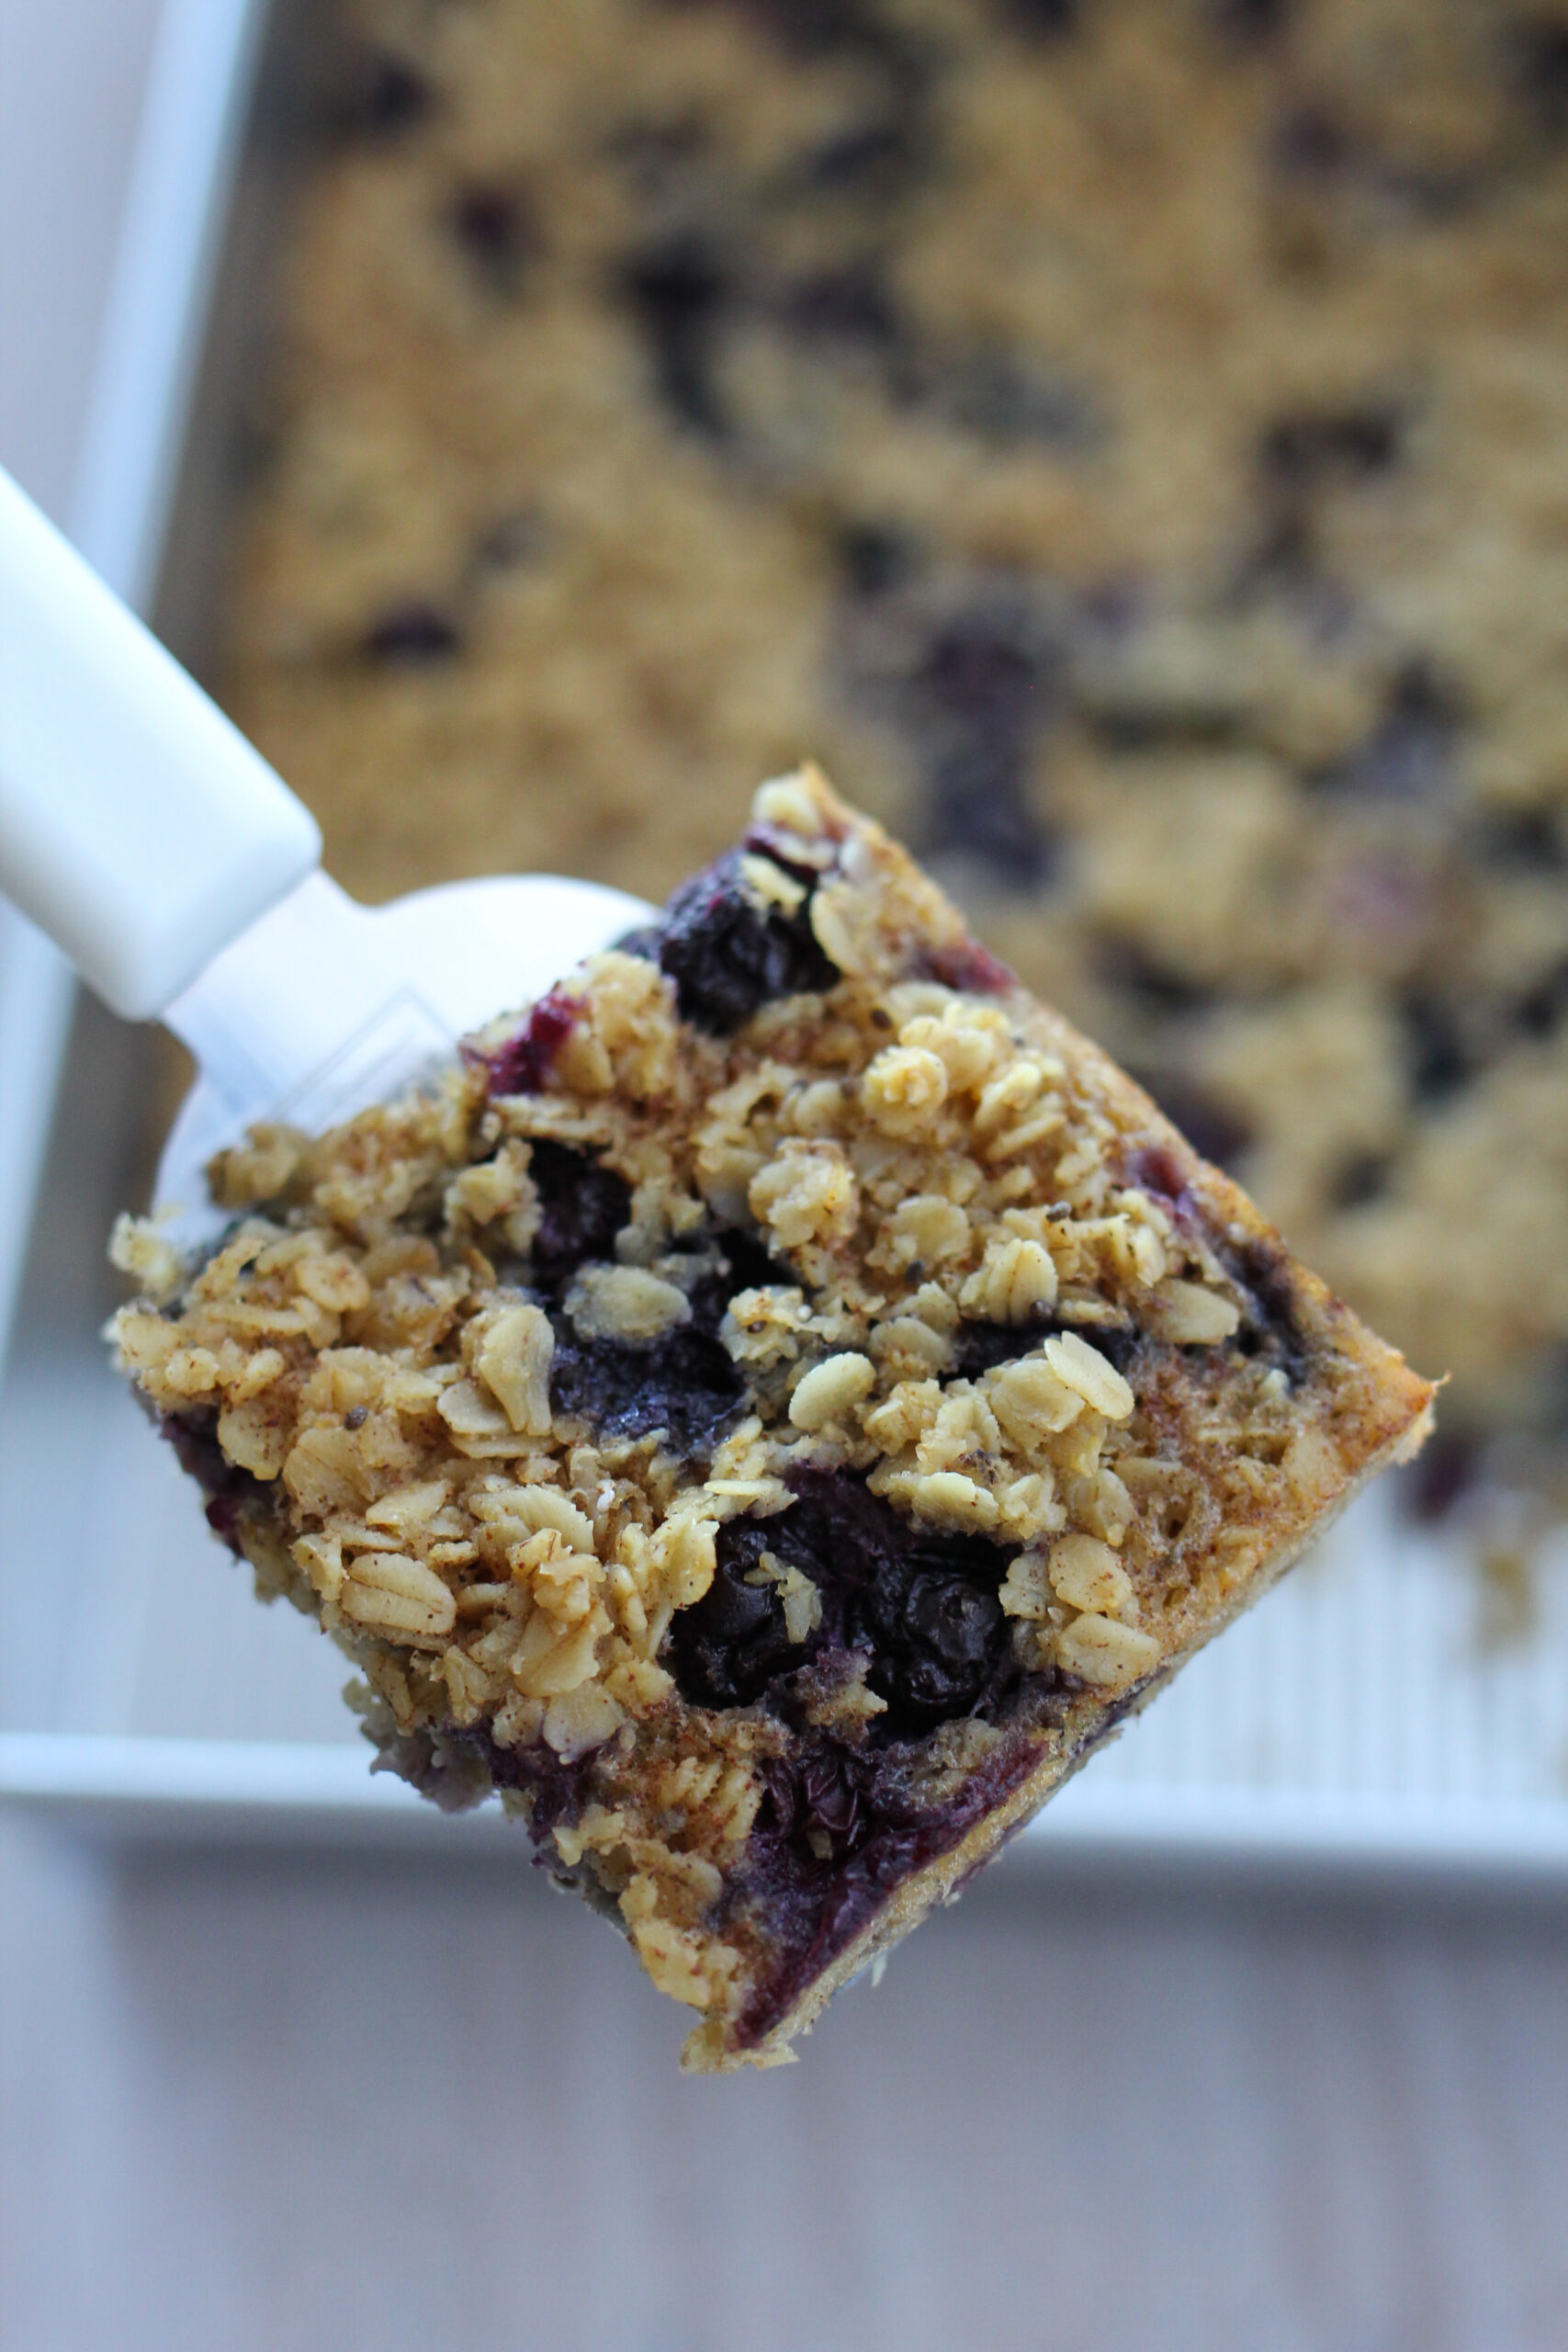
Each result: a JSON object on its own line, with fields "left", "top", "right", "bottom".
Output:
{"left": 0, "top": 467, "right": 655, "bottom": 1246}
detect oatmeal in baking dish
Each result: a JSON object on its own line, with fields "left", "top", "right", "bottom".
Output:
{"left": 220, "top": 0, "right": 1568, "bottom": 1462}
{"left": 111, "top": 775, "right": 1432, "bottom": 2066}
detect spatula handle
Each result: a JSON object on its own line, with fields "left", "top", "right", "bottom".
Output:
{"left": 0, "top": 466, "right": 320, "bottom": 1020}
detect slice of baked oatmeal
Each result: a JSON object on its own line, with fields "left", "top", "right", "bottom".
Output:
{"left": 111, "top": 768, "right": 1433, "bottom": 2069}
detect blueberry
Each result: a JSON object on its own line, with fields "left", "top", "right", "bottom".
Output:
{"left": 793, "top": 1747, "right": 866, "bottom": 1846}
{"left": 854, "top": 1561, "right": 1007, "bottom": 1728}
{"left": 953, "top": 1315, "right": 1136, "bottom": 1381}
{"left": 1096, "top": 939, "right": 1216, "bottom": 1017}
{"left": 1136, "top": 1073, "right": 1256, "bottom": 1175}
{"left": 656, "top": 851, "right": 840, "bottom": 1034}
{"left": 668, "top": 1525, "right": 807, "bottom": 1705}
{"left": 1263, "top": 408, "right": 1401, "bottom": 486}
{"left": 995, "top": 0, "right": 1078, "bottom": 36}
{"left": 1510, "top": 958, "right": 1568, "bottom": 1042}
{"left": 479, "top": 989, "right": 580, "bottom": 1098}
{"left": 618, "top": 232, "right": 732, "bottom": 437}
{"left": 920, "top": 616, "right": 1037, "bottom": 723}
{"left": 525, "top": 1142, "right": 633, "bottom": 1286}
{"left": 778, "top": 265, "right": 903, "bottom": 351}
{"left": 1474, "top": 808, "right": 1566, "bottom": 873}
{"left": 541, "top": 1210, "right": 784, "bottom": 1459}
{"left": 550, "top": 1324, "right": 747, "bottom": 1457}
{"left": 914, "top": 938, "right": 1015, "bottom": 995}
{"left": 610, "top": 922, "right": 665, "bottom": 967}
{"left": 333, "top": 48, "right": 435, "bottom": 139}
{"left": 1220, "top": 1234, "right": 1312, "bottom": 1387}
{"left": 1508, "top": 17, "right": 1568, "bottom": 140}
{"left": 449, "top": 184, "right": 534, "bottom": 297}
{"left": 796, "top": 117, "right": 919, "bottom": 198}
{"left": 837, "top": 522, "right": 919, "bottom": 598}
{"left": 363, "top": 604, "right": 461, "bottom": 664}
{"left": 160, "top": 1410, "right": 258, "bottom": 1558}
{"left": 661, "top": 0, "right": 902, "bottom": 62}
{"left": 954, "top": 1319, "right": 1052, "bottom": 1375}
{"left": 1399, "top": 992, "right": 1472, "bottom": 1104}
{"left": 697, "top": 1225, "right": 789, "bottom": 1303}
{"left": 1331, "top": 1151, "right": 1393, "bottom": 1210}
{"left": 1404, "top": 1429, "right": 1479, "bottom": 1523}
{"left": 1232, "top": 508, "right": 1322, "bottom": 605}
{"left": 667, "top": 1469, "right": 1047, "bottom": 1728}
{"left": 915, "top": 612, "right": 1058, "bottom": 885}
{"left": 1213, "top": 0, "right": 1292, "bottom": 42}
{"left": 838, "top": 574, "right": 1061, "bottom": 888}
{"left": 1124, "top": 1143, "right": 1190, "bottom": 1208}
{"left": 1309, "top": 663, "right": 1457, "bottom": 802}
{"left": 941, "top": 352, "right": 1097, "bottom": 450}
{"left": 698, "top": 1545, "right": 781, "bottom": 1645}
{"left": 1271, "top": 106, "right": 1352, "bottom": 180}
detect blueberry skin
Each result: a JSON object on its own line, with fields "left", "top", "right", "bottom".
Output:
{"left": 853, "top": 1561, "right": 1007, "bottom": 1728}
{"left": 669, "top": 1528, "right": 802, "bottom": 1706}
{"left": 363, "top": 603, "right": 460, "bottom": 664}
{"left": 618, "top": 231, "right": 732, "bottom": 437}
{"left": 654, "top": 852, "right": 840, "bottom": 1035}
{"left": 666, "top": 1469, "right": 1023, "bottom": 1734}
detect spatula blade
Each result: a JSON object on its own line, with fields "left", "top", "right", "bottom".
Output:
{"left": 156, "top": 870, "right": 655, "bottom": 1242}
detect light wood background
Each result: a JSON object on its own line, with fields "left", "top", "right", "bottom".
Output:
{"left": 2, "top": 7, "right": 1566, "bottom": 2346}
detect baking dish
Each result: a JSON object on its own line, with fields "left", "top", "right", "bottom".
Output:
{"left": 5, "top": 0, "right": 1568, "bottom": 1878}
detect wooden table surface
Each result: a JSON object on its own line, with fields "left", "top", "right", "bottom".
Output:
{"left": 2, "top": 8, "right": 1566, "bottom": 2346}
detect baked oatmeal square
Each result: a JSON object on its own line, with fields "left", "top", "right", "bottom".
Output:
{"left": 112, "top": 771, "right": 1431, "bottom": 2065}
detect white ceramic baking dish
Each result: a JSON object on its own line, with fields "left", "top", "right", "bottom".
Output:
{"left": 5, "top": 0, "right": 1568, "bottom": 1880}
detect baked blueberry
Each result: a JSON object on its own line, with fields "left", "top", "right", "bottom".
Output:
{"left": 913, "top": 609, "right": 1058, "bottom": 883}
{"left": 526, "top": 1141, "right": 634, "bottom": 1286}
{"left": 332, "top": 46, "right": 435, "bottom": 139}
{"left": 619, "top": 231, "right": 733, "bottom": 436}
{"left": 656, "top": 849, "right": 840, "bottom": 1033}
{"left": 362, "top": 605, "right": 461, "bottom": 664}
{"left": 854, "top": 1560, "right": 1009, "bottom": 1728}
{"left": 669, "top": 1524, "right": 809, "bottom": 1704}
{"left": 448, "top": 183, "right": 535, "bottom": 296}
{"left": 1262, "top": 408, "right": 1402, "bottom": 485}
